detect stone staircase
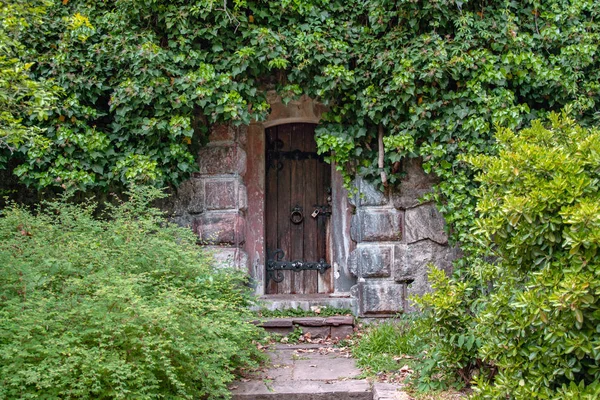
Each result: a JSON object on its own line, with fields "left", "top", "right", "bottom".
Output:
{"left": 230, "top": 343, "right": 410, "bottom": 400}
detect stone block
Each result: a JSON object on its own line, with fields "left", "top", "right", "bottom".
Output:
{"left": 193, "top": 212, "right": 245, "bottom": 245}
{"left": 354, "top": 245, "right": 392, "bottom": 278}
{"left": 173, "top": 178, "right": 204, "bottom": 215}
{"left": 198, "top": 145, "right": 247, "bottom": 176}
{"left": 209, "top": 124, "right": 236, "bottom": 142}
{"left": 391, "top": 157, "right": 438, "bottom": 210}
{"left": 351, "top": 209, "right": 403, "bottom": 243}
{"left": 261, "top": 319, "right": 293, "bottom": 328}
{"left": 296, "top": 325, "right": 331, "bottom": 339}
{"left": 324, "top": 316, "right": 354, "bottom": 326}
{"left": 205, "top": 246, "right": 249, "bottom": 269}
{"left": 205, "top": 178, "right": 237, "bottom": 210}
{"left": 373, "top": 383, "right": 412, "bottom": 400}
{"left": 348, "top": 250, "right": 358, "bottom": 277}
{"left": 331, "top": 325, "right": 354, "bottom": 339}
{"left": 349, "top": 177, "right": 388, "bottom": 207}
{"left": 238, "top": 183, "right": 248, "bottom": 212}
{"left": 357, "top": 281, "right": 404, "bottom": 316}
{"left": 236, "top": 125, "right": 248, "bottom": 147}
{"left": 404, "top": 203, "right": 447, "bottom": 244}
{"left": 394, "top": 240, "right": 459, "bottom": 311}
{"left": 293, "top": 317, "right": 326, "bottom": 327}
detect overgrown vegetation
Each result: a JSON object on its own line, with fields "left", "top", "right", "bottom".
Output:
{"left": 255, "top": 306, "right": 353, "bottom": 318}
{"left": 4, "top": 0, "right": 600, "bottom": 397}
{"left": 354, "top": 317, "right": 425, "bottom": 377}
{"left": 0, "top": 187, "right": 265, "bottom": 399}
{"left": 415, "top": 113, "right": 600, "bottom": 398}
{"left": 2, "top": 0, "right": 598, "bottom": 195}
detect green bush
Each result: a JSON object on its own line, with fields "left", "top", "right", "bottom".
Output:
{"left": 0, "top": 187, "right": 265, "bottom": 399}
{"left": 468, "top": 112, "right": 600, "bottom": 398}
{"left": 417, "top": 112, "right": 600, "bottom": 399}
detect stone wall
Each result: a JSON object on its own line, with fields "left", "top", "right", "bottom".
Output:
{"left": 168, "top": 122, "right": 459, "bottom": 316}
{"left": 170, "top": 124, "right": 249, "bottom": 271}
{"left": 348, "top": 158, "right": 459, "bottom": 316}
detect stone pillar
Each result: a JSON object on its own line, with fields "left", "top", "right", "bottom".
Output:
{"left": 170, "top": 124, "right": 249, "bottom": 270}
{"left": 349, "top": 158, "right": 459, "bottom": 316}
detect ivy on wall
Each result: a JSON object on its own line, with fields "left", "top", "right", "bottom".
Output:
{"left": 3, "top": 0, "right": 600, "bottom": 230}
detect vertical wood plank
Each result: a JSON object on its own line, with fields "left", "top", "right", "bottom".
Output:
{"left": 322, "top": 154, "right": 334, "bottom": 293}
{"left": 317, "top": 138, "right": 333, "bottom": 293}
{"left": 290, "top": 124, "right": 306, "bottom": 294}
{"left": 276, "top": 125, "right": 292, "bottom": 294}
{"left": 303, "top": 124, "right": 319, "bottom": 294}
{"left": 265, "top": 126, "right": 278, "bottom": 294}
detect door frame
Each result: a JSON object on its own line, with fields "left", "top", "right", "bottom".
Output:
{"left": 243, "top": 93, "right": 356, "bottom": 296}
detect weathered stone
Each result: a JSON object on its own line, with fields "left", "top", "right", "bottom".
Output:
{"left": 238, "top": 183, "right": 248, "bottom": 212}
{"left": 261, "top": 319, "right": 294, "bottom": 328}
{"left": 209, "top": 124, "right": 236, "bottom": 142}
{"left": 172, "top": 178, "right": 204, "bottom": 215}
{"left": 205, "top": 179, "right": 237, "bottom": 210}
{"left": 205, "top": 246, "right": 249, "bottom": 269}
{"left": 391, "top": 157, "right": 438, "bottom": 210}
{"left": 404, "top": 203, "right": 447, "bottom": 245}
{"left": 236, "top": 125, "right": 248, "bottom": 148}
{"left": 347, "top": 250, "right": 358, "bottom": 277}
{"left": 394, "top": 241, "right": 456, "bottom": 282}
{"left": 198, "top": 145, "right": 247, "bottom": 176}
{"left": 232, "top": 380, "right": 372, "bottom": 400}
{"left": 296, "top": 325, "right": 331, "bottom": 339}
{"left": 193, "top": 212, "right": 245, "bottom": 245}
{"left": 293, "top": 317, "right": 326, "bottom": 327}
{"left": 330, "top": 325, "right": 354, "bottom": 339}
{"left": 352, "top": 245, "right": 393, "bottom": 278}
{"left": 373, "top": 383, "right": 412, "bottom": 400}
{"left": 394, "top": 240, "right": 459, "bottom": 311}
{"left": 265, "top": 92, "right": 325, "bottom": 126}
{"left": 324, "top": 316, "right": 354, "bottom": 326}
{"left": 351, "top": 209, "right": 403, "bottom": 242}
{"left": 349, "top": 177, "right": 388, "bottom": 207}
{"left": 357, "top": 281, "right": 404, "bottom": 316}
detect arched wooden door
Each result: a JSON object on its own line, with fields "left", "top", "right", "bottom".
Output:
{"left": 265, "top": 123, "right": 333, "bottom": 294}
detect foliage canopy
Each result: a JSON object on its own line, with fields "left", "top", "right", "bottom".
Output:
{"left": 2, "top": 0, "right": 599, "bottom": 199}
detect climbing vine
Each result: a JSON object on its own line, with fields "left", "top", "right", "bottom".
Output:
{"left": 5, "top": 0, "right": 599, "bottom": 195}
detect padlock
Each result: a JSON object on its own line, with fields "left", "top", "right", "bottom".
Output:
{"left": 311, "top": 208, "right": 320, "bottom": 218}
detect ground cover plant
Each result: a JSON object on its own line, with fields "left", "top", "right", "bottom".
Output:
{"left": 0, "top": 187, "right": 265, "bottom": 399}
{"left": 255, "top": 306, "right": 353, "bottom": 318}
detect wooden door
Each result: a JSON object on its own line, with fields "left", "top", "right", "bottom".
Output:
{"left": 265, "top": 123, "right": 332, "bottom": 294}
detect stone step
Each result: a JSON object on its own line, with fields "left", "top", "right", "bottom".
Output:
{"left": 230, "top": 343, "right": 411, "bottom": 400}
{"left": 256, "top": 293, "right": 357, "bottom": 315}
{"left": 254, "top": 316, "right": 355, "bottom": 339}
{"left": 231, "top": 379, "right": 372, "bottom": 400}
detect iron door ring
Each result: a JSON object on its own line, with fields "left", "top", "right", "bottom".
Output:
{"left": 290, "top": 206, "right": 304, "bottom": 224}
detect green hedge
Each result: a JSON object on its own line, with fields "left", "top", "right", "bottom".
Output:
{"left": 417, "top": 112, "right": 600, "bottom": 399}
{"left": 0, "top": 188, "right": 264, "bottom": 399}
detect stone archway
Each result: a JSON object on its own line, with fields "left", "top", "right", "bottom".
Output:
{"left": 244, "top": 93, "right": 355, "bottom": 297}
{"left": 169, "top": 92, "right": 458, "bottom": 316}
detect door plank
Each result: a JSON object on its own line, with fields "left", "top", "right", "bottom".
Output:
{"left": 317, "top": 144, "right": 333, "bottom": 293}
{"left": 303, "top": 125, "right": 319, "bottom": 294}
{"left": 290, "top": 124, "right": 306, "bottom": 294}
{"left": 265, "top": 127, "right": 279, "bottom": 294}
{"left": 276, "top": 125, "right": 292, "bottom": 294}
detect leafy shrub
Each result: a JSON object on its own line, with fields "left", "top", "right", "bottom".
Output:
{"left": 416, "top": 112, "right": 600, "bottom": 399}
{"left": 0, "top": 187, "right": 265, "bottom": 399}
